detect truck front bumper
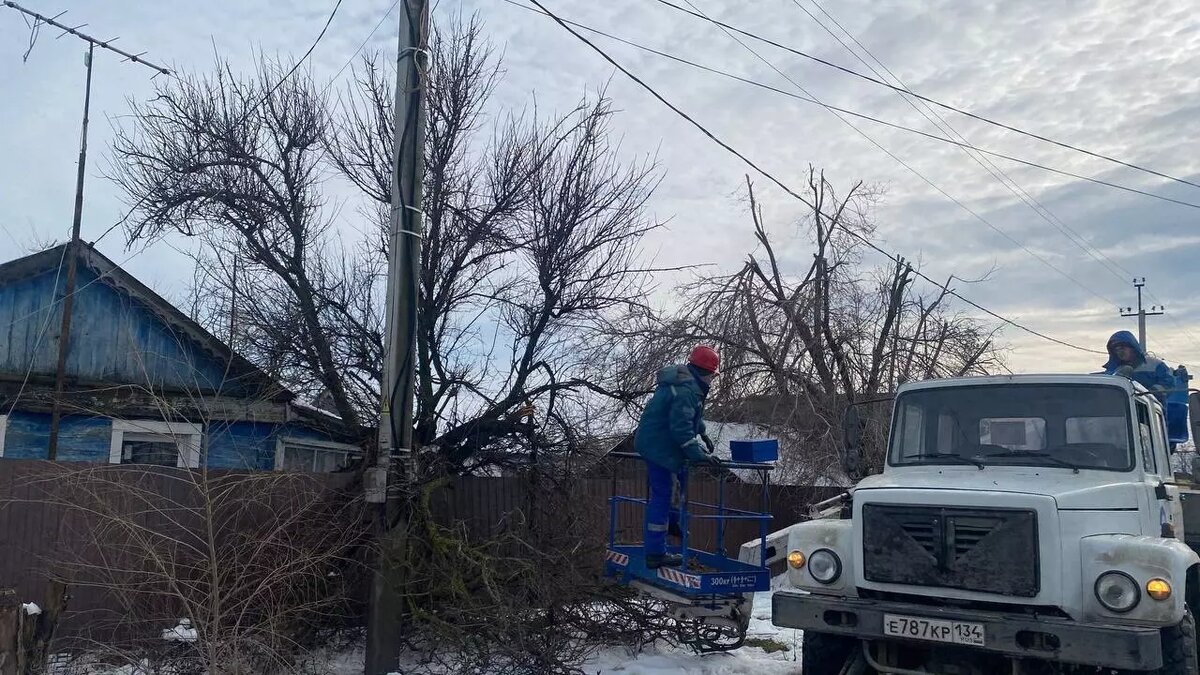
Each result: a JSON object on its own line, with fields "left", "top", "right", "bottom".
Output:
{"left": 773, "top": 591, "right": 1162, "bottom": 671}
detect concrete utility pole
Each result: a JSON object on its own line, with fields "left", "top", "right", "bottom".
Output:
{"left": 3, "top": 2, "right": 170, "bottom": 460}
{"left": 1120, "top": 278, "right": 1164, "bottom": 351}
{"left": 365, "top": 1, "right": 429, "bottom": 673}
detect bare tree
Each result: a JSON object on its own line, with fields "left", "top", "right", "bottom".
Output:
{"left": 32, "top": 463, "right": 367, "bottom": 674}
{"left": 109, "top": 58, "right": 375, "bottom": 431}
{"left": 111, "top": 15, "right": 663, "bottom": 475}
{"left": 329, "top": 16, "right": 664, "bottom": 471}
{"left": 607, "top": 170, "right": 1003, "bottom": 481}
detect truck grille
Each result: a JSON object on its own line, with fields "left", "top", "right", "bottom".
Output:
{"left": 863, "top": 504, "right": 1039, "bottom": 597}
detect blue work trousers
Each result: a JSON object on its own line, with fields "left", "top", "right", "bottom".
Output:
{"left": 644, "top": 462, "right": 688, "bottom": 556}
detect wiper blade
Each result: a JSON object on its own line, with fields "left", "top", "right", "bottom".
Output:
{"left": 975, "top": 450, "right": 1080, "bottom": 473}
{"left": 906, "top": 453, "right": 985, "bottom": 469}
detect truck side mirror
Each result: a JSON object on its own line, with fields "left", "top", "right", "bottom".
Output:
{"left": 1190, "top": 393, "right": 1200, "bottom": 447}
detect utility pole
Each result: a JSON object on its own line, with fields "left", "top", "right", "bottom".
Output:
{"left": 45, "top": 43, "right": 94, "bottom": 460}
{"left": 365, "top": 1, "right": 429, "bottom": 673}
{"left": 3, "top": 2, "right": 170, "bottom": 459}
{"left": 1120, "top": 278, "right": 1164, "bottom": 351}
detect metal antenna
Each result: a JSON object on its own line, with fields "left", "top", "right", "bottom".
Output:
{"left": 3, "top": 1, "right": 171, "bottom": 75}
{"left": 2, "top": 1, "right": 171, "bottom": 457}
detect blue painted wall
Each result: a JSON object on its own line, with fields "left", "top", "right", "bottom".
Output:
{"left": 2, "top": 414, "right": 346, "bottom": 470}
{"left": 205, "top": 421, "right": 342, "bottom": 470}
{"left": 0, "top": 257, "right": 351, "bottom": 471}
{"left": 206, "top": 420, "right": 277, "bottom": 470}
{"left": 0, "top": 266, "right": 252, "bottom": 396}
{"left": 2, "top": 412, "right": 111, "bottom": 462}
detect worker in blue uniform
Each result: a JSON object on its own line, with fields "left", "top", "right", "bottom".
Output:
{"left": 1104, "top": 330, "right": 1174, "bottom": 400}
{"left": 634, "top": 346, "right": 722, "bottom": 569}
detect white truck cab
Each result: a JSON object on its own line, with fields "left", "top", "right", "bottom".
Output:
{"left": 772, "top": 374, "right": 1200, "bottom": 674}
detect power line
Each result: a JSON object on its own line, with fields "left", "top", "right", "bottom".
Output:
{"left": 792, "top": 0, "right": 1138, "bottom": 289}
{"left": 522, "top": 0, "right": 1200, "bottom": 361}
{"left": 257, "top": 0, "right": 344, "bottom": 106}
{"left": 524, "top": 0, "right": 1106, "bottom": 356}
{"left": 96, "top": 0, "right": 345, "bottom": 248}
{"left": 675, "top": 0, "right": 1119, "bottom": 311}
{"left": 515, "top": 0, "right": 1200, "bottom": 360}
{"left": 328, "top": 0, "right": 399, "bottom": 88}
{"left": 502, "top": 1, "right": 1200, "bottom": 212}
{"left": 794, "top": 0, "right": 1200, "bottom": 362}
{"left": 647, "top": 0, "right": 1200, "bottom": 194}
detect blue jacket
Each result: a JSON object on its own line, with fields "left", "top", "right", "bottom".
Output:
{"left": 634, "top": 364, "right": 710, "bottom": 472}
{"left": 1103, "top": 330, "right": 1173, "bottom": 397}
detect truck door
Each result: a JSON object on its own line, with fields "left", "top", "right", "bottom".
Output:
{"left": 1140, "top": 399, "right": 1181, "bottom": 537}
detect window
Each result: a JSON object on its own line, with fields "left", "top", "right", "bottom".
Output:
{"left": 274, "top": 437, "right": 359, "bottom": 473}
{"left": 0, "top": 414, "right": 7, "bottom": 458}
{"left": 1150, "top": 408, "right": 1170, "bottom": 476}
{"left": 1136, "top": 401, "right": 1156, "bottom": 473}
{"left": 109, "top": 420, "right": 202, "bottom": 468}
{"left": 896, "top": 404, "right": 924, "bottom": 461}
{"left": 889, "top": 384, "right": 1134, "bottom": 471}
{"left": 1066, "top": 416, "right": 1127, "bottom": 445}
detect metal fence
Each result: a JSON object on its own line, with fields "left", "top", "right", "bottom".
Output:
{"left": 0, "top": 459, "right": 835, "bottom": 644}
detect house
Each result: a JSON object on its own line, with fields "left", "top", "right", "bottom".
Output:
{"left": 0, "top": 242, "right": 362, "bottom": 471}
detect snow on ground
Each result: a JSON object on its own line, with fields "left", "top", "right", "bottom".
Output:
{"left": 581, "top": 616, "right": 801, "bottom": 674}
{"left": 383, "top": 575, "right": 803, "bottom": 674}
{"left": 47, "top": 579, "right": 803, "bottom": 674}
{"left": 580, "top": 577, "right": 803, "bottom": 675}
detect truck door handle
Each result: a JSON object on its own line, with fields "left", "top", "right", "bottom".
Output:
{"left": 1156, "top": 483, "right": 1173, "bottom": 501}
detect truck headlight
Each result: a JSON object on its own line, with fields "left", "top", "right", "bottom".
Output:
{"left": 808, "top": 549, "right": 842, "bottom": 584}
{"left": 1095, "top": 572, "right": 1140, "bottom": 613}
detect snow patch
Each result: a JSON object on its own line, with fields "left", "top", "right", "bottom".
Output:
{"left": 581, "top": 575, "right": 803, "bottom": 674}
{"left": 161, "top": 618, "right": 197, "bottom": 642}
{"left": 22, "top": 602, "right": 41, "bottom": 616}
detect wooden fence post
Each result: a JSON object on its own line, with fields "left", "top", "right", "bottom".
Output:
{"left": 0, "top": 587, "right": 18, "bottom": 675}
{"left": 17, "top": 581, "right": 66, "bottom": 675}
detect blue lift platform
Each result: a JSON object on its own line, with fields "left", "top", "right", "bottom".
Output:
{"left": 602, "top": 442, "right": 777, "bottom": 651}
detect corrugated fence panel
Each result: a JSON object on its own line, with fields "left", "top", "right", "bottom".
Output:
{"left": 0, "top": 459, "right": 835, "bottom": 645}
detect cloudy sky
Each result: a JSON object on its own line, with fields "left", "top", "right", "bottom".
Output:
{"left": 3, "top": 0, "right": 1199, "bottom": 374}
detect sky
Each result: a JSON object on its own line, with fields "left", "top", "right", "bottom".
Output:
{"left": 2, "top": 0, "right": 1200, "bottom": 375}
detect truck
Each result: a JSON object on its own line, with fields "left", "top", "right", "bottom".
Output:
{"left": 770, "top": 373, "right": 1200, "bottom": 674}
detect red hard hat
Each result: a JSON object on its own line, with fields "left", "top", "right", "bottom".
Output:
{"left": 688, "top": 345, "right": 720, "bottom": 374}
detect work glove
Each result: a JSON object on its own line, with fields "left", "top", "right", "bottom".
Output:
{"left": 701, "top": 433, "right": 716, "bottom": 454}
{"left": 703, "top": 455, "right": 737, "bottom": 481}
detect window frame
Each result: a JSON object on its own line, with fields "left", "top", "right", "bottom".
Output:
{"left": 274, "top": 436, "right": 360, "bottom": 473}
{"left": 109, "top": 420, "right": 203, "bottom": 468}
{"left": 888, "top": 383, "right": 1136, "bottom": 472}
{"left": 1135, "top": 399, "right": 1157, "bottom": 474}
{"left": 1149, "top": 405, "right": 1171, "bottom": 477}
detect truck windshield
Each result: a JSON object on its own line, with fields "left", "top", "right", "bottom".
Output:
{"left": 889, "top": 384, "right": 1134, "bottom": 471}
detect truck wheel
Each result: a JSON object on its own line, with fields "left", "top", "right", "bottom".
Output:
{"left": 1145, "top": 608, "right": 1200, "bottom": 675}
{"left": 802, "top": 631, "right": 857, "bottom": 675}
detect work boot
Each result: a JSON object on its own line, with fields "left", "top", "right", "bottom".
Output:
{"left": 646, "top": 552, "right": 683, "bottom": 569}
{"left": 668, "top": 520, "right": 683, "bottom": 540}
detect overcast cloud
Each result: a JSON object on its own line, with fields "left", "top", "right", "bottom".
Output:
{"left": 3, "top": 0, "right": 1199, "bottom": 375}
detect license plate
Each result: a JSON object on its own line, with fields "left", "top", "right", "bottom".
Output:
{"left": 883, "top": 613, "right": 985, "bottom": 646}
